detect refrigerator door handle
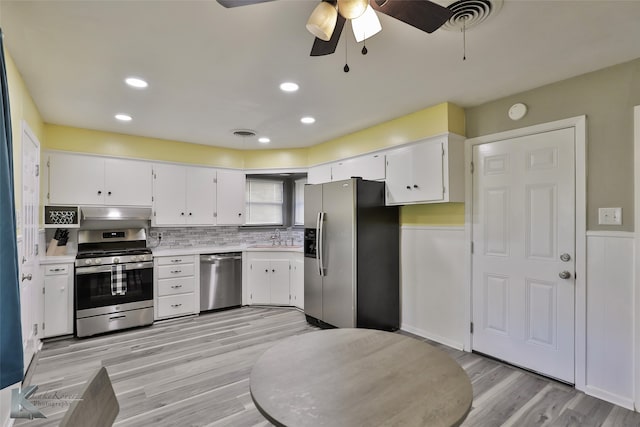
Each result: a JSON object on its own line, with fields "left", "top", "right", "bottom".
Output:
{"left": 316, "top": 212, "right": 322, "bottom": 276}
{"left": 318, "top": 211, "right": 326, "bottom": 276}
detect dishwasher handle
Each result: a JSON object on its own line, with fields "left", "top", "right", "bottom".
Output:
{"left": 200, "top": 253, "right": 242, "bottom": 263}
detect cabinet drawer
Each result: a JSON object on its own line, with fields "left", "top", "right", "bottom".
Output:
{"left": 44, "top": 265, "right": 69, "bottom": 275}
{"left": 157, "top": 276, "right": 195, "bottom": 296}
{"left": 157, "top": 294, "right": 195, "bottom": 317}
{"left": 158, "top": 263, "right": 195, "bottom": 279}
{"left": 156, "top": 255, "right": 195, "bottom": 266}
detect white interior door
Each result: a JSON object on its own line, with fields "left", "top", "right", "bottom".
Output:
{"left": 20, "top": 122, "right": 41, "bottom": 371}
{"left": 471, "top": 127, "right": 575, "bottom": 383}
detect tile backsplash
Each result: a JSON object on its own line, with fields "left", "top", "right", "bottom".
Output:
{"left": 148, "top": 226, "right": 303, "bottom": 249}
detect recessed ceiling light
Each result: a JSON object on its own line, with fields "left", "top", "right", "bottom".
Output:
{"left": 280, "top": 82, "right": 299, "bottom": 92}
{"left": 125, "top": 77, "right": 148, "bottom": 88}
{"left": 300, "top": 116, "right": 316, "bottom": 124}
{"left": 115, "top": 114, "right": 132, "bottom": 121}
{"left": 258, "top": 137, "right": 271, "bottom": 143}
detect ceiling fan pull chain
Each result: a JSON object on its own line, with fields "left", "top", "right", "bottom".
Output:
{"left": 462, "top": 18, "right": 467, "bottom": 61}
{"left": 361, "top": 32, "right": 368, "bottom": 55}
{"left": 344, "top": 28, "right": 350, "bottom": 72}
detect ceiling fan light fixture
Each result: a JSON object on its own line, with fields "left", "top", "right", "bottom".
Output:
{"left": 306, "top": 1, "right": 338, "bottom": 41}
{"left": 337, "top": 0, "right": 368, "bottom": 19}
{"left": 352, "top": 5, "right": 381, "bottom": 42}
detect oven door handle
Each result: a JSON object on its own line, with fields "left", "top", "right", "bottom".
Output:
{"left": 75, "top": 261, "right": 154, "bottom": 275}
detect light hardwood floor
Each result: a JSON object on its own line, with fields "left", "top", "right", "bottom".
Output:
{"left": 18, "top": 307, "right": 640, "bottom": 426}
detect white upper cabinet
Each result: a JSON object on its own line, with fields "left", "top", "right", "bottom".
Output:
{"left": 385, "top": 135, "right": 464, "bottom": 205}
{"left": 48, "top": 152, "right": 152, "bottom": 206}
{"left": 216, "top": 169, "right": 245, "bottom": 225}
{"left": 153, "top": 164, "right": 217, "bottom": 226}
{"left": 307, "top": 164, "right": 332, "bottom": 184}
{"left": 332, "top": 154, "right": 385, "bottom": 182}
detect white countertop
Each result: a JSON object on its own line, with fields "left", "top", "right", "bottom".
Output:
{"left": 40, "top": 255, "right": 76, "bottom": 265}
{"left": 151, "top": 245, "right": 302, "bottom": 257}
{"left": 38, "top": 244, "right": 304, "bottom": 264}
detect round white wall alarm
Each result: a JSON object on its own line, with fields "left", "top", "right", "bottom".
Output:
{"left": 508, "top": 103, "right": 527, "bottom": 120}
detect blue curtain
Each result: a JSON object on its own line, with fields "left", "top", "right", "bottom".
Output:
{"left": 0, "top": 28, "right": 24, "bottom": 389}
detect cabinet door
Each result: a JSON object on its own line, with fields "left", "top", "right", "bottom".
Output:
{"left": 186, "top": 167, "right": 217, "bottom": 225}
{"left": 248, "top": 259, "right": 271, "bottom": 304}
{"left": 104, "top": 158, "right": 152, "bottom": 206}
{"left": 44, "top": 274, "right": 71, "bottom": 337}
{"left": 269, "top": 259, "right": 291, "bottom": 305}
{"left": 291, "top": 256, "right": 304, "bottom": 309}
{"left": 49, "top": 153, "right": 105, "bottom": 205}
{"left": 412, "top": 140, "right": 445, "bottom": 202}
{"left": 216, "top": 169, "right": 245, "bottom": 225}
{"left": 385, "top": 148, "right": 414, "bottom": 205}
{"left": 307, "top": 164, "right": 332, "bottom": 184}
{"left": 153, "top": 163, "right": 187, "bottom": 225}
{"left": 332, "top": 154, "right": 385, "bottom": 182}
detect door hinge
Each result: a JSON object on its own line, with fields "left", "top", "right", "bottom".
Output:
{"left": 470, "top": 322, "right": 474, "bottom": 334}
{"left": 47, "top": 159, "right": 50, "bottom": 167}
{"left": 35, "top": 244, "right": 39, "bottom": 256}
{"left": 442, "top": 144, "right": 445, "bottom": 157}
{"left": 42, "top": 322, "right": 45, "bottom": 331}
{"left": 47, "top": 192, "right": 50, "bottom": 200}
{"left": 214, "top": 178, "right": 218, "bottom": 184}
{"left": 250, "top": 264, "right": 252, "bottom": 270}
{"left": 42, "top": 287, "right": 45, "bottom": 295}
{"left": 35, "top": 164, "right": 40, "bottom": 177}
{"left": 471, "top": 241, "right": 474, "bottom": 254}
{"left": 33, "top": 324, "right": 38, "bottom": 336}
{"left": 214, "top": 212, "right": 218, "bottom": 218}
{"left": 470, "top": 161, "right": 474, "bottom": 174}
{"left": 443, "top": 186, "right": 446, "bottom": 196}
{"left": 153, "top": 211, "right": 156, "bottom": 216}
{"left": 152, "top": 196, "right": 154, "bottom": 202}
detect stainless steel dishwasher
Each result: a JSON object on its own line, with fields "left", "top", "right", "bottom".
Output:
{"left": 200, "top": 253, "right": 242, "bottom": 311}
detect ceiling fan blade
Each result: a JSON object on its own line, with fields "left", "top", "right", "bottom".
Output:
{"left": 310, "top": 13, "right": 346, "bottom": 56}
{"left": 216, "top": 0, "right": 277, "bottom": 8}
{"left": 370, "top": 0, "right": 453, "bottom": 34}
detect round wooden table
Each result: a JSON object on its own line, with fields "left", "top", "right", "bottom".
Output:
{"left": 250, "top": 328, "right": 472, "bottom": 427}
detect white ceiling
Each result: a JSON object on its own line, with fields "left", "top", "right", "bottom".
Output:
{"left": 2, "top": 0, "right": 640, "bottom": 150}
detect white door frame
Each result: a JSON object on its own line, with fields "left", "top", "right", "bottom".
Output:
{"left": 464, "top": 115, "right": 587, "bottom": 391}
{"left": 633, "top": 105, "right": 640, "bottom": 410}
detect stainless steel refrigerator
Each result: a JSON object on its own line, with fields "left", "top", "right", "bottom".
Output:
{"left": 304, "top": 178, "right": 399, "bottom": 331}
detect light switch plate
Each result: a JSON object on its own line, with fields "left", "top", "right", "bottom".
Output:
{"left": 598, "top": 207, "right": 622, "bottom": 225}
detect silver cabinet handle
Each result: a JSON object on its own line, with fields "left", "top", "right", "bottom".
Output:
{"left": 559, "top": 271, "right": 571, "bottom": 280}
{"left": 170, "top": 270, "right": 182, "bottom": 274}
{"left": 21, "top": 273, "right": 32, "bottom": 282}
{"left": 171, "top": 259, "right": 182, "bottom": 263}
{"left": 170, "top": 284, "right": 183, "bottom": 289}
{"left": 171, "top": 303, "right": 182, "bottom": 308}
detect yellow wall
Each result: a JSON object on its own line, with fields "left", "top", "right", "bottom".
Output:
{"left": 44, "top": 124, "right": 245, "bottom": 169}
{"left": 5, "top": 48, "right": 45, "bottom": 235}
{"left": 400, "top": 203, "right": 465, "bottom": 226}
{"left": 307, "top": 102, "right": 464, "bottom": 164}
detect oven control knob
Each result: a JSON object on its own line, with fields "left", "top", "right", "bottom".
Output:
{"left": 130, "top": 256, "right": 138, "bottom": 262}
{"left": 85, "top": 259, "right": 93, "bottom": 265}
{"left": 95, "top": 258, "right": 102, "bottom": 265}
{"left": 113, "top": 258, "right": 120, "bottom": 264}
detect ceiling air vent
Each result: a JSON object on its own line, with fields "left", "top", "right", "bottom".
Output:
{"left": 233, "top": 129, "right": 256, "bottom": 137}
{"left": 442, "top": 0, "right": 503, "bottom": 32}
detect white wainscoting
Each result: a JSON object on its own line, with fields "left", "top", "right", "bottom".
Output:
{"left": 585, "top": 231, "right": 635, "bottom": 410}
{"left": 400, "top": 226, "right": 466, "bottom": 350}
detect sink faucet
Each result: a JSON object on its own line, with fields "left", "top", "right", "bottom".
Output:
{"left": 272, "top": 229, "right": 281, "bottom": 246}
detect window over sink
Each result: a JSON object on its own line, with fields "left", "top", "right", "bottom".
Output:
{"left": 244, "top": 173, "right": 306, "bottom": 227}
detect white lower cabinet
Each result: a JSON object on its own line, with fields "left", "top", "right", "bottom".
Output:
{"left": 290, "top": 254, "right": 304, "bottom": 309}
{"left": 42, "top": 263, "right": 73, "bottom": 337}
{"left": 246, "top": 251, "right": 303, "bottom": 306}
{"left": 154, "top": 255, "right": 198, "bottom": 319}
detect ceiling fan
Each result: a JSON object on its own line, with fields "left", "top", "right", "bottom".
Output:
{"left": 217, "top": 0, "right": 454, "bottom": 56}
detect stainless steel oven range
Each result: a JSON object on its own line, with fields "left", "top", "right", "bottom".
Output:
{"left": 75, "top": 228, "right": 153, "bottom": 337}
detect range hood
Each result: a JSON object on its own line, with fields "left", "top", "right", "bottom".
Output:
{"left": 80, "top": 206, "right": 152, "bottom": 221}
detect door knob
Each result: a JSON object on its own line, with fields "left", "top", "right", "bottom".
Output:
{"left": 558, "top": 271, "right": 571, "bottom": 280}
{"left": 560, "top": 253, "right": 571, "bottom": 262}
{"left": 21, "top": 273, "right": 32, "bottom": 281}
